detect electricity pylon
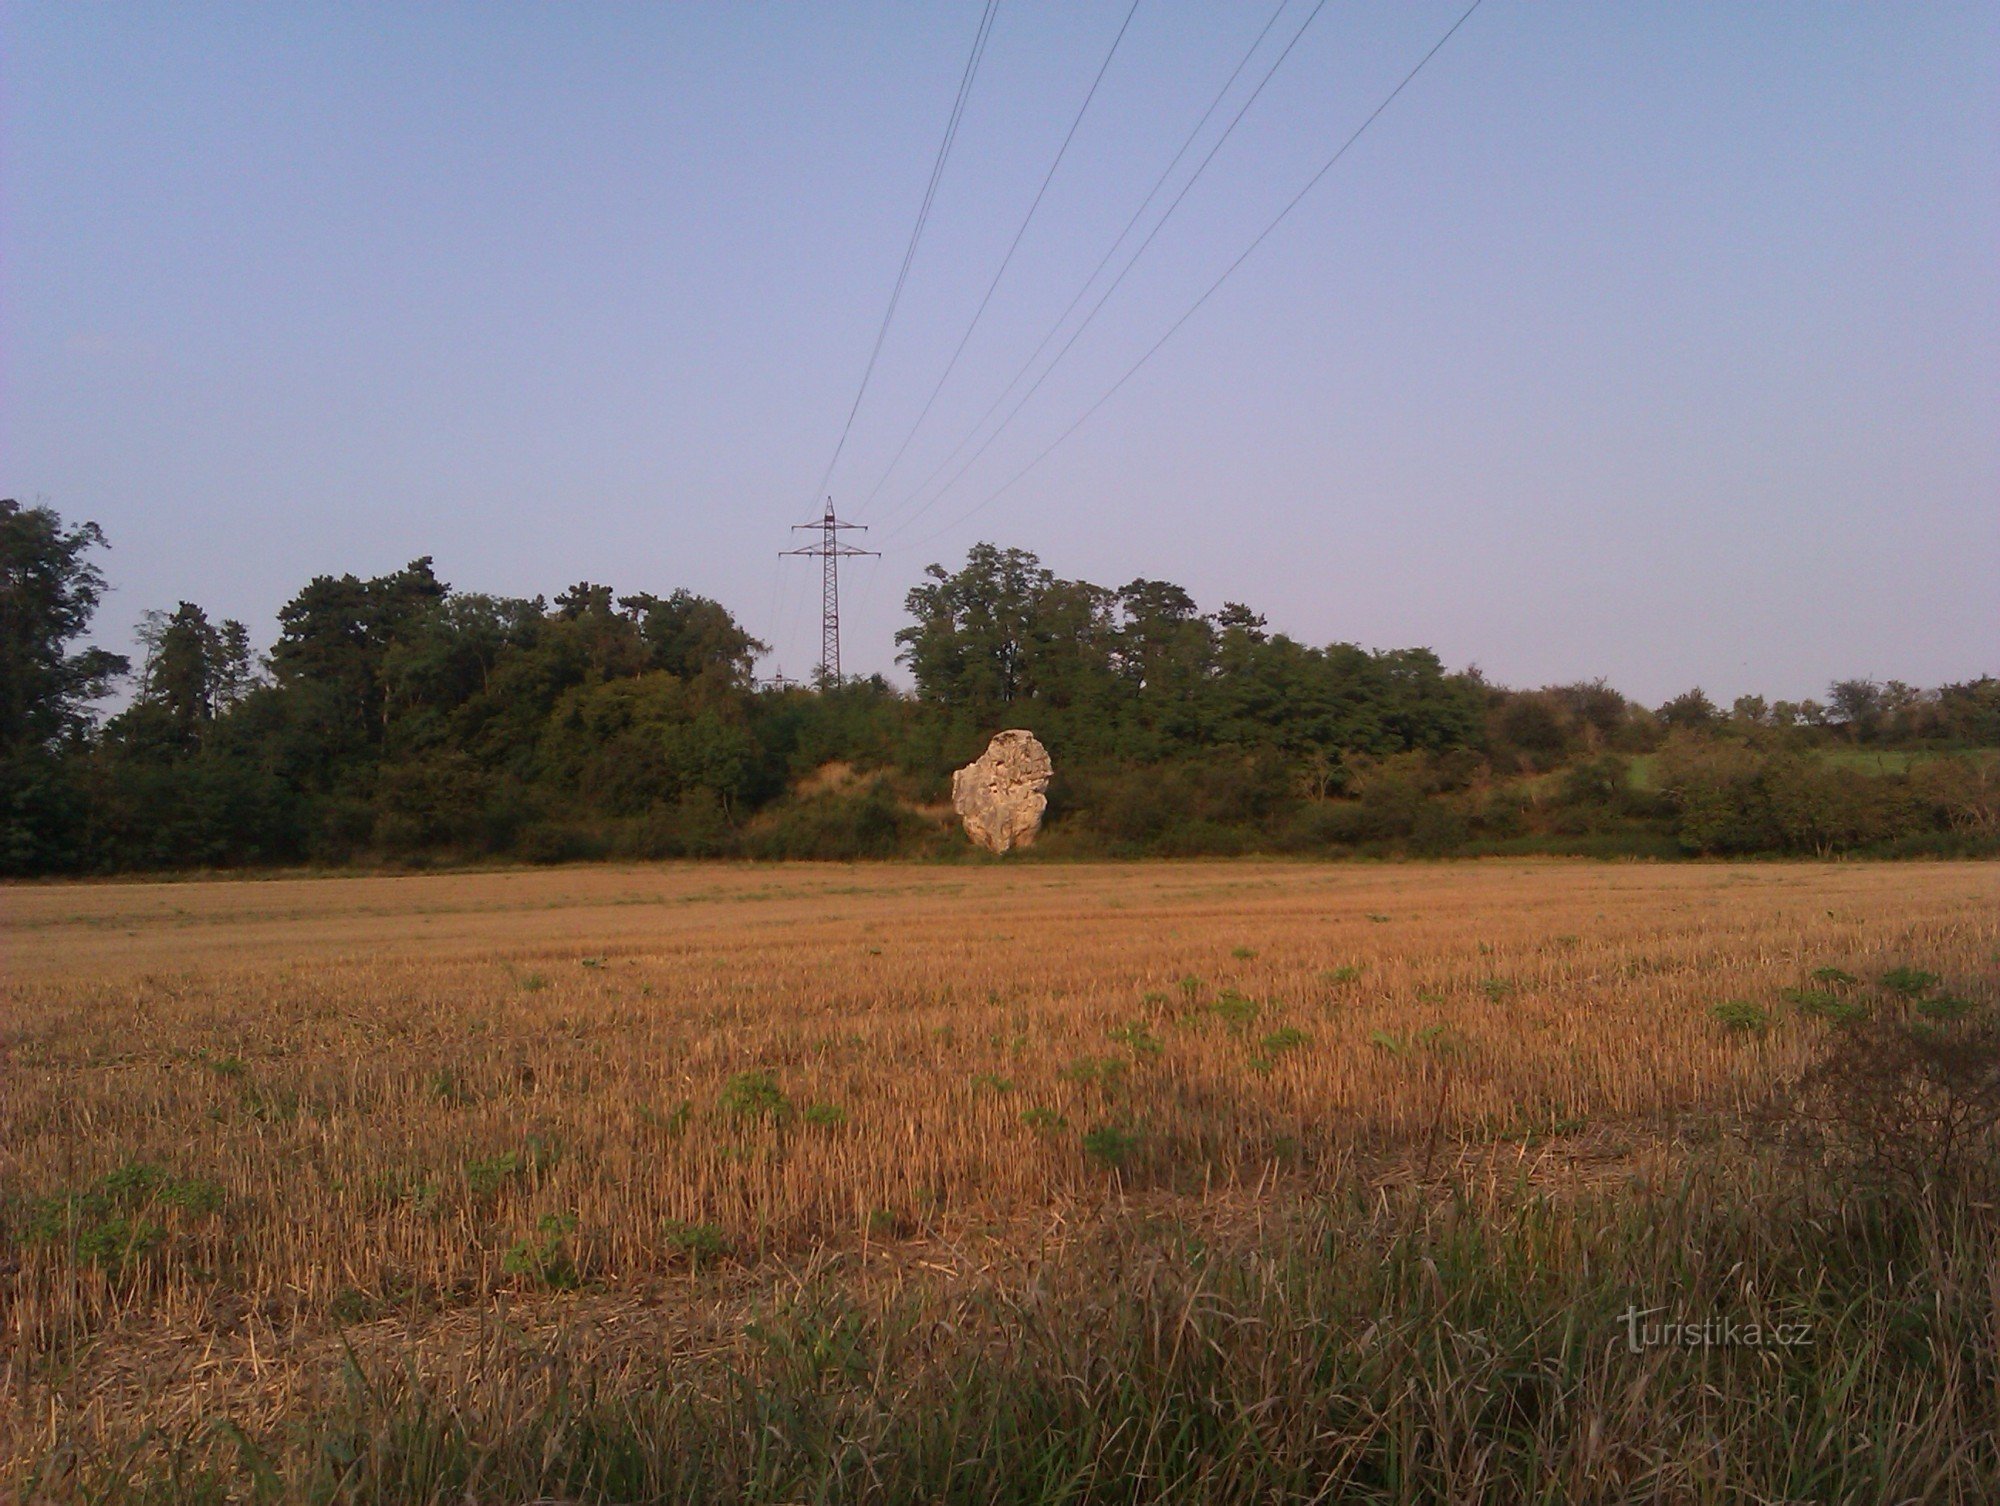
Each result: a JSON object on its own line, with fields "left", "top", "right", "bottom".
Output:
{"left": 781, "top": 500, "right": 877, "bottom": 683}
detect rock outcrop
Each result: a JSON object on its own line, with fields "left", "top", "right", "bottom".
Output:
{"left": 951, "top": 730, "right": 1053, "bottom": 854}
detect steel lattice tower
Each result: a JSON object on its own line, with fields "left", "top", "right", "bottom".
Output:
{"left": 781, "top": 501, "right": 877, "bottom": 682}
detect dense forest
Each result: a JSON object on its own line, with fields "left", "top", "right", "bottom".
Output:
{"left": 4, "top": 497, "right": 1996, "bottom": 874}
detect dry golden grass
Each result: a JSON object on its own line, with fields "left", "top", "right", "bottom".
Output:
{"left": 3, "top": 857, "right": 1997, "bottom": 1486}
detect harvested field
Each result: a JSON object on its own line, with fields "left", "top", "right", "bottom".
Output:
{"left": 4, "top": 858, "right": 1998, "bottom": 1501}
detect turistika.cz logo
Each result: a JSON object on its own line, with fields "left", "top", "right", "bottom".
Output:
{"left": 1620, "top": 1306, "right": 1814, "bottom": 1354}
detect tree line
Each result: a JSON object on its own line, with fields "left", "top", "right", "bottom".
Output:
{"left": 4, "top": 498, "right": 1996, "bottom": 874}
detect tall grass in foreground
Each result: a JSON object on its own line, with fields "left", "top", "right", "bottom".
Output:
{"left": 28, "top": 1159, "right": 1999, "bottom": 1504}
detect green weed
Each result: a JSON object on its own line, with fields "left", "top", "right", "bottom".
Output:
{"left": 1204, "top": 991, "right": 1260, "bottom": 1031}
{"left": 1878, "top": 967, "right": 1940, "bottom": 999}
{"left": 1783, "top": 988, "right": 1869, "bottom": 1024}
{"left": 1371, "top": 1024, "right": 1453, "bottom": 1058}
{"left": 1108, "top": 1021, "right": 1163, "bottom": 1059}
{"left": 1916, "top": 994, "right": 1977, "bottom": 1022}
{"left": 1061, "top": 1056, "right": 1128, "bottom": 1090}
{"left": 1248, "top": 1025, "right": 1311, "bottom": 1076}
{"left": 1259, "top": 1026, "right": 1310, "bottom": 1056}
{"left": 465, "top": 1151, "right": 522, "bottom": 1200}
{"left": 501, "top": 1213, "right": 579, "bottom": 1290}
{"left": 1712, "top": 1000, "right": 1770, "bottom": 1035}
{"left": 642, "top": 1099, "right": 693, "bottom": 1136}
{"left": 719, "top": 1070, "right": 791, "bottom": 1125}
{"left": 22, "top": 1162, "right": 223, "bottom": 1271}
{"left": 660, "top": 1218, "right": 729, "bottom": 1266}
{"left": 1081, "top": 1124, "right": 1141, "bottom": 1169}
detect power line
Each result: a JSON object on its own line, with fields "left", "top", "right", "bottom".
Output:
{"left": 892, "top": 0, "right": 1486, "bottom": 557}
{"left": 879, "top": 0, "right": 1330, "bottom": 541}
{"left": 862, "top": 0, "right": 1290, "bottom": 523}
{"left": 808, "top": 0, "right": 1000, "bottom": 510}
{"left": 854, "top": 0, "right": 1145, "bottom": 516}
{"left": 874, "top": 0, "right": 1332, "bottom": 543}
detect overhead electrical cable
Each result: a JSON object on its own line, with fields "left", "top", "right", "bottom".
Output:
{"left": 806, "top": 0, "right": 1000, "bottom": 510}
{"left": 874, "top": 0, "right": 1333, "bottom": 542}
{"left": 854, "top": 0, "right": 1145, "bottom": 516}
{"left": 890, "top": 0, "right": 1486, "bottom": 556}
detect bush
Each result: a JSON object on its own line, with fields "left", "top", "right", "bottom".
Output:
{"left": 370, "top": 753, "right": 496, "bottom": 853}
{"left": 1409, "top": 802, "right": 1471, "bottom": 856}
{"left": 515, "top": 821, "right": 603, "bottom": 865}
{"left": 745, "top": 785, "right": 925, "bottom": 860}
{"left": 1656, "top": 738, "right": 1945, "bottom": 857}
{"left": 1759, "top": 994, "right": 2000, "bottom": 1198}
{"left": 617, "top": 789, "right": 735, "bottom": 859}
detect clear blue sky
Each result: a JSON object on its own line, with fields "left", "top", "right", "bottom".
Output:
{"left": 5, "top": 1, "right": 1994, "bottom": 704}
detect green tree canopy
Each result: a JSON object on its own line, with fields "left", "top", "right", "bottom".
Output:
{"left": 0, "top": 498, "right": 128, "bottom": 752}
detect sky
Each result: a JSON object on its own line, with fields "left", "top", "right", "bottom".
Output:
{"left": 4, "top": 0, "right": 1995, "bottom": 706}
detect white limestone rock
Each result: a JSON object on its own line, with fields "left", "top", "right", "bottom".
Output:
{"left": 951, "top": 730, "right": 1053, "bottom": 854}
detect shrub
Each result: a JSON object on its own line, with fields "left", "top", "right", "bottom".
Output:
{"left": 1410, "top": 802, "right": 1472, "bottom": 856}
{"left": 1557, "top": 754, "right": 1632, "bottom": 811}
{"left": 746, "top": 786, "right": 923, "bottom": 861}
{"left": 516, "top": 821, "right": 602, "bottom": 865}
{"left": 1763, "top": 1011, "right": 2000, "bottom": 1198}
